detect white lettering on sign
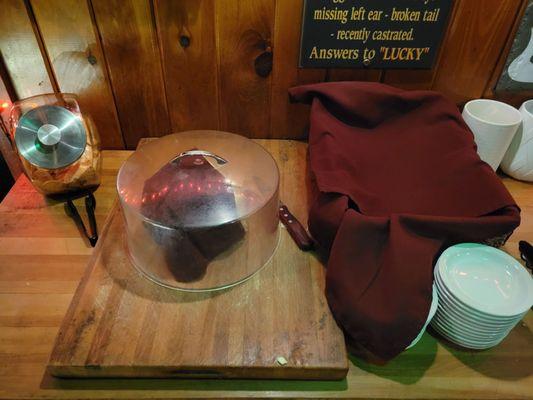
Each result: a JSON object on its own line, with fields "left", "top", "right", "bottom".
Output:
{"left": 299, "top": 0, "right": 452, "bottom": 68}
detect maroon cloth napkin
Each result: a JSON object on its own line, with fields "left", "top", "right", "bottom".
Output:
{"left": 289, "top": 81, "right": 520, "bottom": 360}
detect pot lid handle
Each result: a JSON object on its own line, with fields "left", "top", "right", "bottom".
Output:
{"left": 171, "top": 149, "right": 228, "bottom": 165}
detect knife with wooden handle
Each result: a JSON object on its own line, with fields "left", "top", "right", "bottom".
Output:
{"left": 279, "top": 203, "right": 315, "bottom": 251}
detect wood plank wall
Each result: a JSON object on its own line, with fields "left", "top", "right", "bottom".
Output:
{"left": 0, "top": 0, "right": 529, "bottom": 150}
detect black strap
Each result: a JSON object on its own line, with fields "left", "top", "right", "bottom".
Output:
{"left": 65, "top": 193, "right": 98, "bottom": 247}
{"left": 518, "top": 240, "right": 533, "bottom": 274}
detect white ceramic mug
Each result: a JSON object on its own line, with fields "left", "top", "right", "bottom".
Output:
{"left": 462, "top": 99, "right": 522, "bottom": 171}
{"left": 501, "top": 100, "right": 533, "bottom": 181}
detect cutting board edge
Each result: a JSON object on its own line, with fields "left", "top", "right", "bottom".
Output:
{"left": 47, "top": 200, "right": 120, "bottom": 366}
{"left": 46, "top": 364, "right": 349, "bottom": 381}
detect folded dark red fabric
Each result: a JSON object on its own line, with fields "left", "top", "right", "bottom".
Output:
{"left": 289, "top": 81, "right": 520, "bottom": 360}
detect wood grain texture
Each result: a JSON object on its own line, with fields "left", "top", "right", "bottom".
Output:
{"left": 0, "top": 74, "right": 22, "bottom": 179}
{"left": 381, "top": 0, "right": 460, "bottom": 90}
{"left": 0, "top": 0, "right": 54, "bottom": 97}
{"left": 30, "top": 0, "right": 124, "bottom": 149}
{"left": 431, "top": 0, "right": 523, "bottom": 104}
{"left": 0, "top": 143, "right": 532, "bottom": 398}
{"left": 0, "top": 55, "right": 18, "bottom": 102}
{"left": 216, "top": 0, "right": 275, "bottom": 138}
{"left": 154, "top": 0, "right": 219, "bottom": 133}
{"left": 270, "top": 0, "right": 325, "bottom": 139}
{"left": 47, "top": 138, "right": 348, "bottom": 380}
{"left": 0, "top": 0, "right": 529, "bottom": 145}
{"left": 91, "top": 0, "right": 170, "bottom": 149}
{"left": 327, "top": 68, "right": 382, "bottom": 83}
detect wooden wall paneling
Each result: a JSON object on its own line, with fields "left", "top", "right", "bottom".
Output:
{"left": 0, "top": 56, "right": 18, "bottom": 102}
{"left": 153, "top": 0, "right": 219, "bottom": 133}
{"left": 91, "top": 0, "right": 170, "bottom": 149}
{"left": 326, "top": 69, "right": 382, "bottom": 82}
{"left": 216, "top": 0, "right": 276, "bottom": 138}
{"left": 0, "top": 0, "right": 527, "bottom": 146}
{"left": 0, "top": 72, "right": 22, "bottom": 179}
{"left": 431, "top": 0, "right": 523, "bottom": 105}
{"left": 381, "top": 0, "right": 460, "bottom": 90}
{"left": 270, "top": 0, "right": 325, "bottom": 139}
{"left": 0, "top": 0, "right": 54, "bottom": 98}
{"left": 483, "top": 0, "right": 532, "bottom": 108}
{"left": 30, "top": 0, "right": 124, "bottom": 149}
{"left": 381, "top": 67, "right": 434, "bottom": 91}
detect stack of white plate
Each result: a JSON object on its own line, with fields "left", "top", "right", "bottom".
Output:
{"left": 406, "top": 284, "right": 438, "bottom": 349}
{"left": 431, "top": 243, "right": 533, "bottom": 350}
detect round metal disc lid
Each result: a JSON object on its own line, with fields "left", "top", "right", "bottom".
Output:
{"left": 15, "top": 105, "right": 87, "bottom": 169}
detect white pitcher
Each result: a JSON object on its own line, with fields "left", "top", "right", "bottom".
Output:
{"left": 508, "top": 28, "right": 533, "bottom": 83}
{"left": 501, "top": 100, "right": 533, "bottom": 181}
{"left": 462, "top": 99, "right": 522, "bottom": 171}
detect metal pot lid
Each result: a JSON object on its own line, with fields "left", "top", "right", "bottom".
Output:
{"left": 15, "top": 105, "right": 87, "bottom": 169}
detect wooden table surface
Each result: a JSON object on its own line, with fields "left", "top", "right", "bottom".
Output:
{"left": 0, "top": 140, "right": 532, "bottom": 399}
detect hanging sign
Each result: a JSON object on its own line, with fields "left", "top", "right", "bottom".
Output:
{"left": 299, "top": 0, "right": 453, "bottom": 69}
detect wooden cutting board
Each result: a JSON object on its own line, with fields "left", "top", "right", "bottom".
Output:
{"left": 47, "top": 140, "right": 348, "bottom": 380}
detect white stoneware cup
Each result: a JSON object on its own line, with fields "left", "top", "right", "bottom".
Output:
{"left": 501, "top": 100, "right": 533, "bottom": 181}
{"left": 462, "top": 99, "right": 522, "bottom": 171}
